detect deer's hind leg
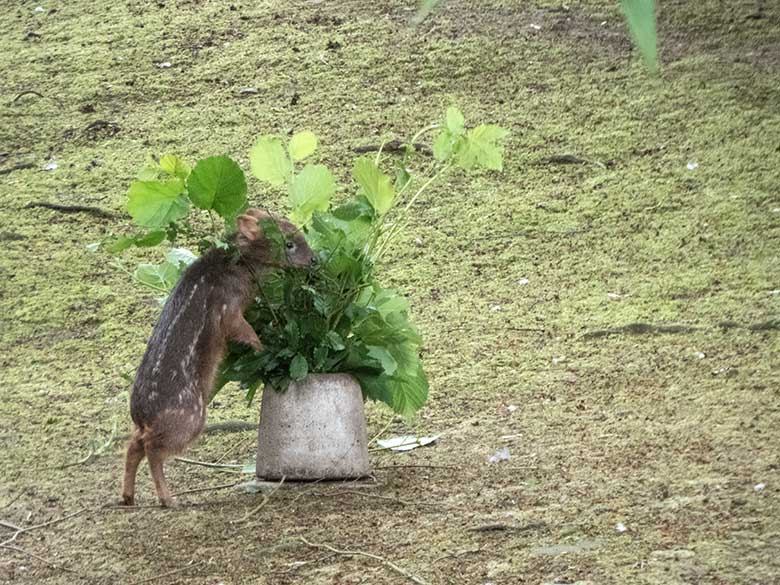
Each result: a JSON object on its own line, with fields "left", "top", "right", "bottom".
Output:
{"left": 121, "top": 428, "right": 146, "bottom": 506}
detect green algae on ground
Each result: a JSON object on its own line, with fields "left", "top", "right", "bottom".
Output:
{"left": 1, "top": 1, "right": 779, "bottom": 583}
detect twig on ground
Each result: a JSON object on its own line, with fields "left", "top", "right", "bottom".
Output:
{"left": 239, "top": 476, "right": 286, "bottom": 522}
{"left": 0, "top": 508, "right": 87, "bottom": 547}
{"left": 171, "top": 481, "right": 242, "bottom": 498}
{"left": 11, "top": 90, "right": 64, "bottom": 106}
{"left": 0, "top": 491, "right": 24, "bottom": 510}
{"left": 368, "top": 415, "right": 396, "bottom": 447}
{"left": 173, "top": 457, "right": 244, "bottom": 471}
{"left": 127, "top": 560, "right": 204, "bottom": 585}
{"left": 0, "top": 520, "right": 22, "bottom": 531}
{"left": 23, "top": 201, "right": 116, "bottom": 219}
{"left": 581, "top": 322, "right": 700, "bottom": 339}
{"left": 433, "top": 545, "right": 485, "bottom": 563}
{"left": 0, "top": 543, "right": 79, "bottom": 574}
{"left": 352, "top": 140, "right": 432, "bottom": 156}
{"left": 0, "top": 162, "right": 35, "bottom": 175}
{"left": 215, "top": 435, "right": 254, "bottom": 464}
{"left": 299, "top": 536, "right": 429, "bottom": 585}
{"left": 467, "top": 521, "right": 546, "bottom": 533}
{"left": 373, "top": 464, "right": 462, "bottom": 470}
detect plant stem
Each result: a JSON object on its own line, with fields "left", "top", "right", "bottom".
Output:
{"left": 374, "top": 163, "right": 452, "bottom": 260}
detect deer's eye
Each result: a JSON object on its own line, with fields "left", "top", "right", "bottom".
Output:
{"left": 285, "top": 241, "right": 295, "bottom": 250}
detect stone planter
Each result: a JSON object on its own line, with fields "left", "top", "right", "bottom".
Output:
{"left": 255, "top": 373, "right": 371, "bottom": 480}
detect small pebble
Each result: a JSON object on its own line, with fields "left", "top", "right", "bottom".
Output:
{"left": 687, "top": 162, "right": 699, "bottom": 170}
{"left": 754, "top": 483, "right": 765, "bottom": 491}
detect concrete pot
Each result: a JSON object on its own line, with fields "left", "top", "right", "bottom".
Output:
{"left": 255, "top": 373, "right": 371, "bottom": 480}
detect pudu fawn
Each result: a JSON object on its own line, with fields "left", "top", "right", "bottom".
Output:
{"left": 122, "top": 209, "right": 314, "bottom": 507}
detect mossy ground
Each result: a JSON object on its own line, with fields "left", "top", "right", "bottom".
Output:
{"left": 1, "top": 1, "right": 779, "bottom": 583}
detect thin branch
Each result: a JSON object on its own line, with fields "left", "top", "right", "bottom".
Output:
{"left": 0, "top": 162, "right": 35, "bottom": 175}
{"left": 0, "top": 543, "right": 79, "bottom": 573}
{"left": 0, "top": 491, "right": 23, "bottom": 510}
{"left": 0, "top": 507, "right": 87, "bottom": 547}
{"left": 239, "top": 476, "right": 286, "bottom": 522}
{"left": 23, "top": 201, "right": 116, "bottom": 219}
{"left": 299, "top": 536, "right": 429, "bottom": 585}
{"left": 171, "top": 481, "right": 242, "bottom": 498}
{"left": 373, "top": 464, "right": 463, "bottom": 470}
{"left": 173, "top": 457, "right": 244, "bottom": 471}
{"left": 11, "top": 90, "right": 64, "bottom": 106}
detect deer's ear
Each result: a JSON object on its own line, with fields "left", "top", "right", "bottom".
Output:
{"left": 237, "top": 214, "right": 262, "bottom": 241}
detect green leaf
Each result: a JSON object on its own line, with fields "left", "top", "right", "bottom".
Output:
{"left": 159, "top": 154, "right": 191, "bottom": 180}
{"left": 367, "top": 345, "right": 398, "bottom": 376}
{"left": 288, "top": 131, "right": 318, "bottom": 162}
{"left": 289, "top": 354, "right": 309, "bottom": 381}
{"left": 445, "top": 106, "right": 465, "bottom": 135}
{"left": 134, "top": 261, "right": 182, "bottom": 293}
{"left": 250, "top": 136, "right": 292, "bottom": 187}
{"left": 325, "top": 331, "right": 345, "bottom": 351}
{"left": 352, "top": 157, "right": 395, "bottom": 215}
{"left": 186, "top": 155, "right": 247, "bottom": 219}
{"left": 433, "top": 130, "right": 455, "bottom": 162}
{"left": 621, "top": 0, "right": 657, "bottom": 73}
{"left": 456, "top": 125, "right": 510, "bottom": 171}
{"left": 394, "top": 163, "right": 412, "bottom": 192}
{"left": 387, "top": 363, "right": 429, "bottom": 418}
{"left": 104, "top": 230, "right": 166, "bottom": 254}
{"left": 127, "top": 179, "right": 189, "bottom": 228}
{"left": 165, "top": 247, "right": 198, "bottom": 268}
{"left": 289, "top": 164, "right": 336, "bottom": 225}
{"left": 134, "top": 230, "right": 167, "bottom": 247}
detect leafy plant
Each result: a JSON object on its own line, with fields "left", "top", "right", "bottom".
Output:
{"left": 104, "top": 109, "right": 507, "bottom": 418}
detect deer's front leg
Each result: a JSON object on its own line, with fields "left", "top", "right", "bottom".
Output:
{"left": 223, "top": 308, "right": 262, "bottom": 352}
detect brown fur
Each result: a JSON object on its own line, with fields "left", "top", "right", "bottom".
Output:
{"left": 121, "top": 209, "right": 313, "bottom": 507}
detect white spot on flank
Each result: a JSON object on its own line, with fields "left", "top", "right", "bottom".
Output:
{"left": 149, "top": 391, "right": 158, "bottom": 401}
{"left": 155, "top": 282, "right": 201, "bottom": 371}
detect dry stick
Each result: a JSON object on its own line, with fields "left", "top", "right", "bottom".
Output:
{"left": 0, "top": 162, "right": 35, "bottom": 175}
{"left": 11, "top": 90, "right": 63, "bottom": 106}
{"left": 299, "top": 536, "right": 429, "bottom": 585}
{"left": 374, "top": 464, "right": 462, "bottom": 470}
{"left": 239, "top": 476, "right": 286, "bottom": 522}
{"left": 0, "top": 543, "right": 79, "bottom": 574}
{"left": 173, "top": 456, "right": 244, "bottom": 470}
{"left": 0, "top": 491, "right": 23, "bottom": 510}
{"left": 23, "top": 201, "right": 116, "bottom": 219}
{"left": 0, "top": 520, "right": 22, "bottom": 531}
{"left": 171, "top": 481, "right": 242, "bottom": 498}
{"left": 215, "top": 435, "right": 254, "bottom": 464}
{"left": 127, "top": 560, "right": 204, "bottom": 585}
{"left": 0, "top": 507, "right": 87, "bottom": 547}
{"left": 367, "top": 415, "right": 396, "bottom": 447}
